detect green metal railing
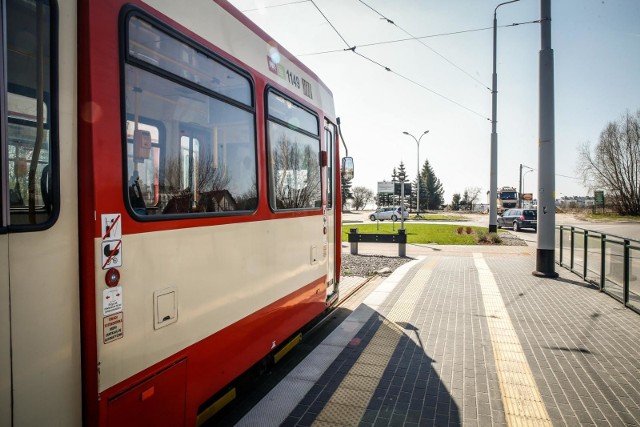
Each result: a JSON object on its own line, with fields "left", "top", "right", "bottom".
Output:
{"left": 555, "top": 225, "right": 640, "bottom": 314}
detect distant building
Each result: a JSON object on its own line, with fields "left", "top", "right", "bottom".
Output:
{"left": 555, "top": 195, "right": 594, "bottom": 209}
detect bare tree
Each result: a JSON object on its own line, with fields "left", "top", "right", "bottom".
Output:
{"left": 578, "top": 110, "right": 640, "bottom": 215}
{"left": 352, "top": 186, "right": 374, "bottom": 210}
{"left": 464, "top": 186, "right": 482, "bottom": 210}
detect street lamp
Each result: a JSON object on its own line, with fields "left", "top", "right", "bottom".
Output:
{"left": 519, "top": 163, "right": 534, "bottom": 208}
{"left": 402, "top": 130, "right": 429, "bottom": 218}
{"left": 489, "top": 0, "right": 520, "bottom": 232}
{"left": 522, "top": 168, "right": 533, "bottom": 207}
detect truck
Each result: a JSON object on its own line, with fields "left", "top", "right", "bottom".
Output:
{"left": 497, "top": 186, "right": 518, "bottom": 213}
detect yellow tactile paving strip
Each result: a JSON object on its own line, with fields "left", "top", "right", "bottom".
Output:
{"left": 473, "top": 253, "right": 552, "bottom": 427}
{"left": 312, "top": 259, "right": 438, "bottom": 426}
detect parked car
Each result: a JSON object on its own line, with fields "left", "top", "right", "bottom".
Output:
{"left": 497, "top": 208, "right": 537, "bottom": 231}
{"left": 369, "top": 206, "right": 409, "bottom": 221}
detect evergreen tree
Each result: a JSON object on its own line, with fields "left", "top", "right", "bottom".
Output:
{"left": 451, "top": 193, "right": 461, "bottom": 210}
{"left": 420, "top": 159, "right": 445, "bottom": 210}
{"left": 341, "top": 175, "right": 353, "bottom": 211}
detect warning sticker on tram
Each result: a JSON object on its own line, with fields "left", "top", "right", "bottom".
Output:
{"left": 101, "top": 213, "right": 122, "bottom": 241}
{"left": 103, "top": 312, "right": 124, "bottom": 344}
{"left": 101, "top": 240, "right": 122, "bottom": 270}
{"left": 103, "top": 286, "right": 123, "bottom": 316}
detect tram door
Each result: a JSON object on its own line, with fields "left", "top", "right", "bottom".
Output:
{"left": 324, "top": 123, "right": 337, "bottom": 297}
{"left": 0, "top": 233, "right": 9, "bottom": 427}
{"left": 1, "top": 0, "right": 81, "bottom": 425}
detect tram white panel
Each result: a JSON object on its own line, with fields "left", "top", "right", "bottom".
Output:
{"left": 0, "top": 235, "right": 10, "bottom": 427}
{"left": 95, "top": 215, "right": 327, "bottom": 391}
{"left": 7, "top": 1, "right": 82, "bottom": 423}
{"left": 141, "top": 0, "right": 335, "bottom": 117}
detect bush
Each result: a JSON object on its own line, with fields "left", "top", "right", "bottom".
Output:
{"left": 456, "top": 226, "right": 464, "bottom": 234}
{"left": 466, "top": 226, "right": 473, "bottom": 234}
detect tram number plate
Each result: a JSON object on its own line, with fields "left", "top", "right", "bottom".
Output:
{"left": 103, "top": 312, "right": 124, "bottom": 344}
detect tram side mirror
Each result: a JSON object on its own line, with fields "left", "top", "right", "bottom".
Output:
{"left": 341, "top": 157, "right": 354, "bottom": 181}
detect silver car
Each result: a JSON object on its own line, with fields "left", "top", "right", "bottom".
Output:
{"left": 369, "top": 207, "right": 409, "bottom": 221}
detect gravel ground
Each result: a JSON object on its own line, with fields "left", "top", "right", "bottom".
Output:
{"left": 340, "top": 232, "right": 526, "bottom": 277}
{"left": 340, "top": 254, "right": 413, "bottom": 277}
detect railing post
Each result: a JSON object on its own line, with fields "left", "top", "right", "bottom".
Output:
{"left": 558, "top": 225, "right": 563, "bottom": 266}
{"left": 570, "top": 227, "right": 575, "bottom": 271}
{"left": 600, "top": 235, "right": 606, "bottom": 291}
{"left": 583, "top": 230, "right": 588, "bottom": 279}
{"left": 350, "top": 228, "right": 359, "bottom": 255}
{"left": 624, "top": 239, "right": 630, "bottom": 305}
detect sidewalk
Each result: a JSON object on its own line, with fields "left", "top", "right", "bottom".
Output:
{"left": 237, "top": 243, "right": 640, "bottom": 426}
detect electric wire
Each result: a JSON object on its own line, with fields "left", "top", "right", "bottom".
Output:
{"left": 309, "top": 0, "right": 352, "bottom": 49}
{"left": 240, "top": 0, "right": 310, "bottom": 13}
{"left": 306, "top": 0, "right": 490, "bottom": 121}
{"left": 358, "top": 0, "right": 492, "bottom": 91}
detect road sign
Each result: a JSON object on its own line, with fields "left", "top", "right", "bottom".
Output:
{"left": 377, "top": 181, "right": 394, "bottom": 194}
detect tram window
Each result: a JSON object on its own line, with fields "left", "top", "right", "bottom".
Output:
{"left": 267, "top": 91, "right": 321, "bottom": 211}
{"left": 5, "top": 0, "right": 56, "bottom": 227}
{"left": 123, "top": 65, "right": 257, "bottom": 217}
{"left": 127, "top": 16, "right": 252, "bottom": 107}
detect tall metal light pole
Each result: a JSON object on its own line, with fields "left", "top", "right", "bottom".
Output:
{"left": 403, "top": 130, "right": 429, "bottom": 218}
{"left": 489, "top": 0, "right": 520, "bottom": 232}
{"left": 519, "top": 163, "right": 534, "bottom": 208}
{"left": 534, "top": 0, "right": 558, "bottom": 278}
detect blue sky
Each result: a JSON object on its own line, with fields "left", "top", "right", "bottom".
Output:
{"left": 230, "top": 0, "right": 640, "bottom": 203}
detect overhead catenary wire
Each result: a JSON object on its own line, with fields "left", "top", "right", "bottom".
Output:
{"left": 306, "top": 0, "right": 490, "bottom": 121}
{"left": 240, "top": 0, "right": 310, "bottom": 13}
{"left": 358, "top": 0, "right": 492, "bottom": 91}
{"left": 298, "top": 21, "right": 539, "bottom": 56}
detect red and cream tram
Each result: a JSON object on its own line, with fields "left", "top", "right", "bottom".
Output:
{"left": 0, "top": 0, "right": 352, "bottom": 425}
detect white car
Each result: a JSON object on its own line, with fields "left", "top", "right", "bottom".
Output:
{"left": 369, "top": 207, "right": 409, "bottom": 221}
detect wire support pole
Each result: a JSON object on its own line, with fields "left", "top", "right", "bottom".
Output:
{"left": 403, "top": 130, "right": 429, "bottom": 218}
{"left": 489, "top": 0, "right": 520, "bottom": 232}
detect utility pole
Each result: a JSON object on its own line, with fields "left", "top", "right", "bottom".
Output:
{"left": 533, "top": 0, "right": 558, "bottom": 278}
{"left": 489, "top": 0, "right": 520, "bottom": 232}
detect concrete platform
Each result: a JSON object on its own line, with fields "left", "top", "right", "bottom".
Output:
{"left": 235, "top": 244, "right": 640, "bottom": 426}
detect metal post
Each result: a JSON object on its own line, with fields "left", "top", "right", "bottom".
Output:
{"left": 600, "top": 235, "right": 606, "bottom": 291}
{"left": 489, "top": 0, "right": 520, "bottom": 233}
{"left": 403, "top": 130, "right": 429, "bottom": 218}
{"left": 400, "top": 174, "right": 405, "bottom": 230}
{"left": 350, "top": 228, "right": 358, "bottom": 255}
{"left": 558, "top": 225, "right": 563, "bottom": 266}
{"left": 583, "top": 230, "right": 588, "bottom": 280}
{"left": 533, "top": 0, "right": 558, "bottom": 278}
{"left": 518, "top": 164, "right": 523, "bottom": 208}
{"left": 624, "top": 239, "right": 630, "bottom": 304}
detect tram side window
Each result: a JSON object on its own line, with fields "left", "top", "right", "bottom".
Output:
{"left": 5, "top": 0, "right": 56, "bottom": 226}
{"left": 267, "top": 91, "right": 321, "bottom": 211}
{"left": 124, "top": 16, "right": 257, "bottom": 217}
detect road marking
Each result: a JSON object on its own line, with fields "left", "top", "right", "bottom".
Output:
{"left": 473, "top": 253, "right": 552, "bottom": 426}
{"left": 312, "top": 259, "right": 437, "bottom": 426}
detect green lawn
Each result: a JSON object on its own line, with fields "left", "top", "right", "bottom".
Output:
{"left": 342, "top": 223, "right": 500, "bottom": 245}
